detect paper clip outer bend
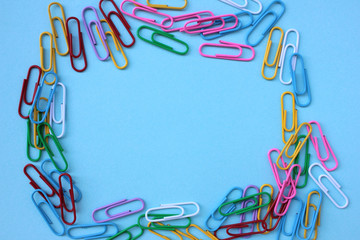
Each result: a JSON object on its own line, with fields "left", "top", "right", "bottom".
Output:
{"left": 256, "top": 184, "right": 274, "bottom": 234}
{"left": 183, "top": 14, "right": 239, "bottom": 35}
{"left": 245, "top": 0, "right": 286, "bottom": 47}
{"left": 82, "top": 6, "right": 110, "bottom": 61}
{"left": 308, "top": 163, "right": 349, "bottom": 209}
{"left": 276, "top": 122, "right": 312, "bottom": 170}
{"left": 48, "top": 2, "right": 69, "bottom": 56}
{"left": 66, "top": 17, "right": 87, "bottom": 72}
{"left": 161, "top": 11, "right": 215, "bottom": 33}
{"left": 148, "top": 222, "right": 183, "bottom": 240}
{"left": 32, "top": 189, "right": 65, "bottom": 236}
{"left": 199, "top": 40, "right": 255, "bottom": 61}
{"left": 186, "top": 224, "right": 218, "bottom": 240}
{"left": 145, "top": 202, "right": 199, "bottom": 222}
{"left": 218, "top": 0, "right": 263, "bottom": 15}
{"left": 18, "top": 65, "right": 42, "bottom": 119}
{"left": 292, "top": 135, "right": 311, "bottom": 189}
{"left": 26, "top": 119, "right": 42, "bottom": 162}
{"left": 50, "top": 82, "right": 66, "bottom": 138}
{"left": 281, "top": 91, "right": 298, "bottom": 144}
{"left": 137, "top": 25, "right": 189, "bottom": 55}
{"left": 262, "top": 27, "right": 284, "bottom": 80}
{"left": 290, "top": 53, "right": 311, "bottom": 107}
{"left": 120, "top": 0, "right": 174, "bottom": 28}
{"left": 99, "top": 0, "right": 135, "bottom": 48}
{"left": 66, "top": 223, "right": 119, "bottom": 240}
{"left": 145, "top": 0, "right": 187, "bottom": 10}
{"left": 40, "top": 32, "right": 54, "bottom": 72}
{"left": 107, "top": 224, "right": 144, "bottom": 240}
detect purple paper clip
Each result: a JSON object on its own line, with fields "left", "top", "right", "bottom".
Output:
{"left": 161, "top": 11, "right": 215, "bottom": 32}
{"left": 183, "top": 14, "right": 238, "bottom": 35}
{"left": 199, "top": 40, "right": 255, "bottom": 61}
{"left": 238, "top": 185, "right": 260, "bottom": 237}
{"left": 92, "top": 198, "right": 145, "bottom": 223}
{"left": 120, "top": 0, "right": 174, "bottom": 28}
{"left": 82, "top": 6, "right": 109, "bottom": 61}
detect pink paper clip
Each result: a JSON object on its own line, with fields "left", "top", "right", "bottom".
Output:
{"left": 199, "top": 40, "right": 255, "bottom": 61}
{"left": 306, "top": 121, "right": 338, "bottom": 171}
{"left": 120, "top": 0, "right": 174, "bottom": 28}
{"left": 268, "top": 148, "right": 289, "bottom": 190}
{"left": 161, "top": 11, "right": 215, "bottom": 32}
{"left": 183, "top": 14, "right": 238, "bottom": 35}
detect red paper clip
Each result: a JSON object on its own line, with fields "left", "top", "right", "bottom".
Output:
{"left": 59, "top": 173, "right": 77, "bottom": 225}
{"left": 66, "top": 17, "right": 87, "bottom": 72}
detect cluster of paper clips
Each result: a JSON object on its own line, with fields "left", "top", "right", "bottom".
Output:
{"left": 18, "top": 1, "right": 349, "bottom": 239}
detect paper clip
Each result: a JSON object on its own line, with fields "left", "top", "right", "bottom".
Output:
{"left": 66, "top": 17, "right": 87, "bottom": 72}
{"left": 276, "top": 122, "right": 312, "bottom": 170}
{"left": 245, "top": 0, "right": 285, "bottom": 47}
{"left": 292, "top": 135, "right": 311, "bottom": 189}
{"left": 138, "top": 213, "right": 191, "bottom": 230}
{"left": 261, "top": 27, "right": 284, "bottom": 80}
{"left": 148, "top": 222, "right": 183, "bottom": 240}
{"left": 256, "top": 184, "right": 274, "bottom": 234}
{"left": 218, "top": 0, "right": 263, "bottom": 14}
{"left": 108, "top": 224, "right": 144, "bottom": 240}
{"left": 215, "top": 219, "right": 266, "bottom": 239}
{"left": 18, "top": 65, "right": 42, "bottom": 119}
{"left": 48, "top": 2, "right": 69, "bottom": 56}
{"left": 32, "top": 189, "right": 65, "bottom": 236}
{"left": 199, "top": 40, "right": 255, "bottom": 61}
{"left": 307, "top": 121, "right": 338, "bottom": 171}
{"left": 278, "top": 29, "right": 300, "bottom": 84}
{"left": 281, "top": 91, "right": 298, "bottom": 144}
{"left": 58, "top": 173, "right": 76, "bottom": 225}
{"left": 144, "top": 0, "right": 188, "bottom": 10}
{"left": 99, "top": 0, "right": 135, "bottom": 48}
{"left": 37, "top": 122, "right": 68, "bottom": 172}
{"left": 26, "top": 119, "right": 42, "bottom": 162}
{"left": 137, "top": 25, "right": 189, "bottom": 55}
{"left": 92, "top": 198, "right": 145, "bottom": 223}
{"left": 40, "top": 32, "right": 54, "bottom": 72}
{"left": 50, "top": 82, "right": 66, "bottom": 138}
{"left": 32, "top": 104, "right": 51, "bottom": 150}
{"left": 29, "top": 71, "right": 58, "bottom": 124}
{"left": 308, "top": 163, "right": 349, "bottom": 208}
{"left": 238, "top": 185, "right": 260, "bottom": 236}
{"left": 120, "top": 0, "right": 174, "bottom": 28}
{"left": 161, "top": 11, "right": 215, "bottom": 33}
{"left": 146, "top": 202, "right": 200, "bottom": 222}
{"left": 183, "top": 14, "right": 239, "bottom": 35}
{"left": 268, "top": 148, "right": 289, "bottom": 189}
{"left": 82, "top": 6, "right": 110, "bottom": 61}
{"left": 186, "top": 224, "right": 218, "bottom": 240}
{"left": 290, "top": 53, "right": 311, "bottom": 107}
{"left": 66, "top": 223, "right": 119, "bottom": 240}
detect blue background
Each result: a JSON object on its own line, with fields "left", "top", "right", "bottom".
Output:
{"left": 1, "top": 0, "right": 359, "bottom": 239}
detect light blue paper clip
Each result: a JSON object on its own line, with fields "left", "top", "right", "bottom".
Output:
{"left": 277, "top": 197, "right": 304, "bottom": 240}
{"left": 66, "top": 223, "right": 119, "bottom": 239}
{"left": 290, "top": 53, "right": 311, "bottom": 107}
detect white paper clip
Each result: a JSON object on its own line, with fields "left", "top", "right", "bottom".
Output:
{"left": 278, "top": 29, "right": 299, "bottom": 85}
{"left": 50, "top": 82, "right": 66, "bottom": 138}
{"left": 145, "top": 202, "right": 200, "bottom": 222}
{"left": 218, "top": 0, "right": 262, "bottom": 14}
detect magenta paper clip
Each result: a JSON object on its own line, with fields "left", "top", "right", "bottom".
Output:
{"left": 306, "top": 121, "right": 338, "bottom": 171}
{"left": 268, "top": 148, "right": 289, "bottom": 190}
{"left": 92, "top": 198, "right": 145, "bottom": 223}
{"left": 82, "top": 6, "right": 109, "bottom": 61}
{"left": 199, "top": 40, "right": 255, "bottom": 61}
{"left": 120, "top": 0, "right": 174, "bottom": 28}
{"left": 161, "top": 11, "right": 215, "bottom": 32}
{"left": 183, "top": 14, "right": 238, "bottom": 35}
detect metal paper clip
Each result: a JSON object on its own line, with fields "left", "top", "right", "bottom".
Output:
{"left": 18, "top": 65, "right": 42, "bottom": 119}
{"left": 183, "top": 14, "right": 239, "bottom": 35}
{"left": 161, "top": 11, "right": 215, "bottom": 33}
{"left": 59, "top": 173, "right": 76, "bottom": 225}
{"left": 40, "top": 32, "right": 54, "bottom": 72}
{"left": 281, "top": 91, "right": 298, "bottom": 144}
{"left": 186, "top": 224, "right": 218, "bottom": 240}
{"left": 50, "top": 82, "right": 66, "bottom": 138}
{"left": 148, "top": 222, "right": 183, "bottom": 240}
{"left": 218, "top": 0, "right": 263, "bottom": 14}
{"left": 66, "top": 17, "right": 87, "bottom": 72}
{"left": 278, "top": 29, "right": 300, "bottom": 84}
{"left": 92, "top": 198, "right": 145, "bottom": 223}
{"left": 82, "top": 6, "right": 110, "bottom": 61}
{"left": 256, "top": 184, "right": 274, "bottom": 234}
{"left": 308, "top": 163, "right": 349, "bottom": 208}
{"left": 290, "top": 53, "right": 311, "bottom": 107}
{"left": 99, "top": 0, "right": 135, "bottom": 48}
{"left": 66, "top": 223, "right": 119, "bottom": 240}
{"left": 292, "top": 135, "right": 311, "bottom": 189}
{"left": 146, "top": 202, "right": 200, "bottom": 222}
{"left": 277, "top": 197, "right": 304, "bottom": 240}
{"left": 26, "top": 119, "right": 42, "bottom": 162}
{"left": 145, "top": 0, "right": 187, "bottom": 10}
{"left": 199, "top": 40, "right": 255, "bottom": 61}
{"left": 32, "top": 189, "right": 65, "bottom": 236}
{"left": 120, "top": 0, "right": 174, "bottom": 28}
{"left": 108, "top": 224, "right": 144, "bottom": 240}
{"left": 262, "top": 27, "right": 284, "bottom": 80}
{"left": 138, "top": 213, "right": 191, "bottom": 230}
{"left": 245, "top": 0, "right": 285, "bottom": 47}
{"left": 48, "top": 2, "right": 69, "bottom": 56}
{"left": 137, "top": 25, "right": 189, "bottom": 55}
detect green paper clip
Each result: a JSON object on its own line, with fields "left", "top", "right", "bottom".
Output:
{"left": 26, "top": 119, "right": 42, "bottom": 162}
{"left": 107, "top": 224, "right": 143, "bottom": 240}
{"left": 292, "top": 135, "right": 310, "bottom": 189}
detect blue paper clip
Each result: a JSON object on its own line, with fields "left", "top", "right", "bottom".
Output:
{"left": 31, "top": 189, "right": 65, "bottom": 236}
{"left": 204, "top": 187, "right": 242, "bottom": 231}
{"left": 66, "top": 223, "right": 119, "bottom": 239}
{"left": 245, "top": 0, "right": 285, "bottom": 47}
{"left": 290, "top": 53, "right": 311, "bottom": 107}
{"left": 29, "top": 71, "right": 59, "bottom": 124}
{"left": 200, "top": 11, "right": 253, "bottom": 40}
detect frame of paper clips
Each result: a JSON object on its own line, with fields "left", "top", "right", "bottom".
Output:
{"left": 2, "top": 0, "right": 359, "bottom": 239}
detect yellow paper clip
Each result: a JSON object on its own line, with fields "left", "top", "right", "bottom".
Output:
{"left": 256, "top": 184, "right": 274, "bottom": 234}
{"left": 276, "top": 122, "right": 312, "bottom": 170}
{"left": 261, "top": 27, "right": 284, "bottom": 80}
{"left": 40, "top": 32, "right": 54, "bottom": 72}
{"left": 304, "top": 191, "right": 321, "bottom": 240}
{"left": 281, "top": 91, "right": 298, "bottom": 144}
{"left": 145, "top": 0, "right": 187, "bottom": 10}
{"left": 33, "top": 99, "right": 50, "bottom": 150}
{"left": 186, "top": 224, "right": 217, "bottom": 240}
{"left": 48, "top": 2, "right": 69, "bottom": 56}
{"left": 148, "top": 222, "right": 183, "bottom": 240}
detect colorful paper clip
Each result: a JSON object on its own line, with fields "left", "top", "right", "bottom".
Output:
{"left": 144, "top": 0, "right": 188, "bottom": 10}
{"left": 26, "top": 119, "right": 42, "bottom": 162}
{"left": 32, "top": 104, "right": 50, "bottom": 151}
{"left": 183, "top": 14, "right": 239, "bottom": 35}
{"left": 281, "top": 91, "right": 298, "bottom": 144}
{"left": 32, "top": 189, "right": 65, "bottom": 236}
{"left": 92, "top": 198, "right": 145, "bottom": 223}
{"left": 99, "top": 0, "right": 135, "bottom": 48}
{"left": 148, "top": 222, "right": 183, "bottom": 240}
{"left": 290, "top": 53, "right": 311, "bottom": 107}
{"left": 245, "top": 0, "right": 285, "bottom": 47}
{"left": 308, "top": 163, "right": 349, "bottom": 208}
{"left": 49, "top": 82, "right": 66, "bottom": 138}
{"left": 137, "top": 25, "right": 189, "bottom": 55}
{"left": 66, "top": 17, "right": 87, "bottom": 72}
{"left": 18, "top": 65, "right": 42, "bottom": 119}
{"left": 186, "top": 224, "right": 218, "bottom": 240}
{"left": 278, "top": 29, "right": 300, "bottom": 84}
{"left": 199, "top": 40, "right": 255, "bottom": 61}
{"left": 40, "top": 32, "right": 54, "bottom": 72}
{"left": 59, "top": 173, "right": 76, "bottom": 225}
{"left": 161, "top": 11, "right": 215, "bottom": 33}
{"left": 66, "top": 223, "right": 119, "bottom": 240}
{"left": 48, "top": 2, "right": 69, "bottom": 56}
{"left": 108, "top": 224, "right": 144, "bottom": 240}
{"left": 268, "top": 148, "right": 288, "bottom": 189}
{"left": 218, "top": 0, "right": 263, "bottom": 14}
{"left": 262, "top": 27, "right": 284, "bottom": 80}
{"left": 256, "top": 184, "right": 274, "bottom": 234}
{"left": 138, "top": 213, "right": 191, "bottom": 230}
{"left": 82, "top": 6, "right": 110, "bottom": 61}
{"left": 145, "top": 202, "right": 200, "bottom": 222}
{"left": 292, "top": 135, "right": 311, "bottom": 189}
{"left": 238, "top": 185, "right": 260, "bottom": 236}
{"left": 120, "top": 0, "right": 174, "bottom": 28}
{"left": 307, "top": 121, "right": 338, "bottom": 171}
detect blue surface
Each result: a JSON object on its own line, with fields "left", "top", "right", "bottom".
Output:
{"left": 1, "top": 0, "right": 360, "bottom": 239}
